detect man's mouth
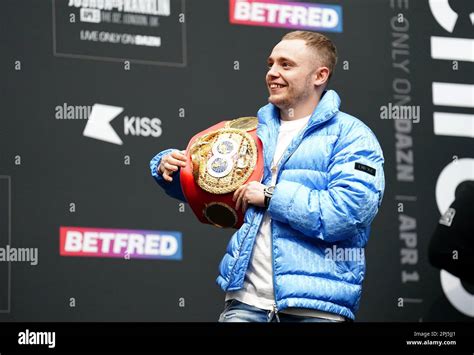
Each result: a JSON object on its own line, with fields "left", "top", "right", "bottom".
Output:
{"left": 269, "top": 83, "right": 287, "bottom": 91}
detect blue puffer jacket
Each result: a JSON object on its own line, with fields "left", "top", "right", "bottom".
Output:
{"left": 150, "top": 90, "right": 385, "bottom": 320}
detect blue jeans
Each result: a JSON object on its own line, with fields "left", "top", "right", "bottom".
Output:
{"left": 218, "top": 299, "right": 347, "bottom": 323}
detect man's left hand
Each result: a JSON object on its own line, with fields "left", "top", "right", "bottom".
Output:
{"left": 233, "top": 181, "right": 266, "bottom": 212}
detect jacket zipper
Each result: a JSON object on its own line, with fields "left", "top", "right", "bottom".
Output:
{"left": 266, "top": 108, "right": 338, "bottom": 315}
{"left": 258, "top": 123, "right": 281, "bottom": 318}
{"left": 270, "top": 205, "right": 280, "bottom": 320}
{"left": 269, "top": 116, "right": 333, "bottom": 316}
{"left": 269, "top": 301, "right": 280, "bottom": 322}
{"left": 226, "top": 212, "right": 260, "bottom": 290}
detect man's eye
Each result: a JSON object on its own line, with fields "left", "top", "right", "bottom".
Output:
{"left": 283, "top": 63, "right": 290, "bottom": 68}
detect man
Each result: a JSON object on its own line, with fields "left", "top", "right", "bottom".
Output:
{"left": 429, "top": 180, "right": 474, "bottom": 284}
{"left": 150, "top": 31, "right": 385, "bottom": 322}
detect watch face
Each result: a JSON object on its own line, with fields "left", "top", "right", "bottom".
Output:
{"left": 265, "top": 186, "right": 275, "bottom": 197}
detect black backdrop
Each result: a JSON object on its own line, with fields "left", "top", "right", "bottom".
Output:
{"left": 0, "top": 0, "right": 472, "bottom": 322}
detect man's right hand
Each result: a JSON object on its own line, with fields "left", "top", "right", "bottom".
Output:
{"left": 158, "top": 150, "right": 187, "bottom": 182}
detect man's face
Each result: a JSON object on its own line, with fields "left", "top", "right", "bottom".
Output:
{"left": 266, "top": 39, "right": 318, "bottom": 109}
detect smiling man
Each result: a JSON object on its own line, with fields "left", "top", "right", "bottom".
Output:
{"left": 150, "top": 31, "right": 385, "bottom": 322}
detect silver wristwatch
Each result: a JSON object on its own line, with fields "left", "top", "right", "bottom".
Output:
{"left": 264, "top": 185, "right": 275, "bottom": 208}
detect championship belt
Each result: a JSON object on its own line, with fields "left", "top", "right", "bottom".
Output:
{"left": 180, "top": 117, "right": 264, "bottom": 229}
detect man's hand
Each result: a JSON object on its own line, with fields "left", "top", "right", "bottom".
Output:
{"left": 158, "top": 150, "right": 187, "bottom": 182}
{"left": 233, "top": 181, "right": 266, "bottom": 213}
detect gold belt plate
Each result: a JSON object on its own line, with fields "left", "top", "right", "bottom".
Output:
{"left": 189, "top": 123, "right": 258, "bottom": 194}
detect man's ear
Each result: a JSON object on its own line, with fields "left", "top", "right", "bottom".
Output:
{"left": 314, "top": 67, "right": 330, "bottom": 87}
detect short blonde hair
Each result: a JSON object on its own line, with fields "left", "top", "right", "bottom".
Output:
{"left": 282, "top": 31, "right": 338, "bottom": 80}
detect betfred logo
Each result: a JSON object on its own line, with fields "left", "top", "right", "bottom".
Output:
{"left": 60, "top": 226, "right": 182, "bottom": 260}
{"left": 229, "top": 0, "right": 343, "bottom": 32}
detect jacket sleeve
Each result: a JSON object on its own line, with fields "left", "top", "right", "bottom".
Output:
{"left": 267, "top": 124, "right": 385, "bottom": 243}
{"left": 150, "top": 148, "right": 187, "bottom": 202}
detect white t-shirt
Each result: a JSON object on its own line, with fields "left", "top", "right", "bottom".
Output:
{"left": 225, "top": 115, "right": 345, "bottom": 321}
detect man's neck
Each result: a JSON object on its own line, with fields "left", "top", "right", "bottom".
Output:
{"left": 279, "top": 93, "right": 322, "bottom": 121}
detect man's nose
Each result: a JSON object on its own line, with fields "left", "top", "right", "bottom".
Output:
{"left": 267, "top": 64, "right": 280, "bottom": 78}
